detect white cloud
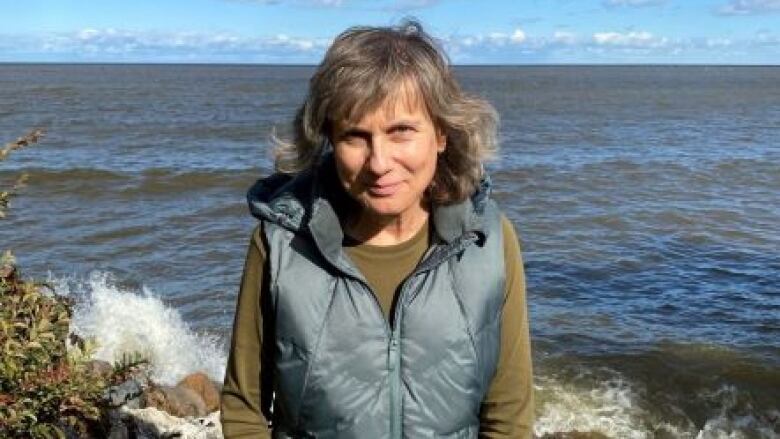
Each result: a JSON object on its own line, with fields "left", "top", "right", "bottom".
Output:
{"left": 2, "top": 26, "right": 775, "bottom": 64}
{"left": 717, "top": 0, "right": 780, "bottom": 15}
{"left": 553, "top": 31, "right": 577, "bottom": 45}
{"left": 753, "top": 31, "right": 780, "bottom": 45}
{"left": 440, "top": 27, "right": 768, "bottom": 63}
{"left": 592, "top": 30, "right": 668, "bottom": 48}
{"left": 15, "top": 28, "right": 330, "bottom": 62}
{"left": 706, "top": 38, "right": 733, "bottom": 47}
{"left": 603, "top": 0, "right": 667, "bottom": 7}
{"left": 454, "top": 28, "right": 527, "bottom": 48}
{"left": 77, "top": 28, "right": 101, "bottom": 40}
{"left": 511, "top": 29, "right": 527, "bottom": 44}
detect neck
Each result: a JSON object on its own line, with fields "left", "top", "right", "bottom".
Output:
{"left": 345, "top": 203, "right": 430, "bottom": 246}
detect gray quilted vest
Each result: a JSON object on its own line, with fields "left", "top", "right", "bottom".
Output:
{"left": 247, "top": 158, "right": 505, "bottom": 439}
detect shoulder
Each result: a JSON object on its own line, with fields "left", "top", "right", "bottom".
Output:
{"left": 478, "top": 201, "right": 523, "bottom": 262}
{"left": 499, "top": 214, "right": 522, "bottom": 253}
{"left": 250, "top": 222, "right": 268, "bottom": 261}
{"left": 497, "top": 213, "right": 524, "bottom": 284}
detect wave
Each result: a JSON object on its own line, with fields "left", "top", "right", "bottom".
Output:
{"left": 44, "top": 269, "right": 779, "bottom": 437}
{"left": 0, "top": 168, "right": 127, "bottom": 184}
{"left": 533, "top": 340, "right": 780, "bottom": 438}
{"left": 0, "top": 167, "right": 263, "bottom": 197}
{"left": 134, "top": 168, "right": 259, "bottom": 194}
{"left": 51, "top": 270, "right": 226, "bottom": 386}
{"left": 534, "top": 366, "right": 779, "bottom": 438}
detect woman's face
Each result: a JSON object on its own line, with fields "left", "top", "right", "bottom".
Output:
{"left": 330, "top": 82, "right": 446, "bottom": 223}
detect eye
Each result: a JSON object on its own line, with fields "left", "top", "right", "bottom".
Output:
{"left": 389, "top": 127, "right": 416, "bottom": 144}
{"left": 391, "top": 125, "right": 416, "bottom": 136}
{"left": 338, "top": 133, "right": 368, "bottom": 148}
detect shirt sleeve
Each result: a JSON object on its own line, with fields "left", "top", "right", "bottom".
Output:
{"left": 479, "top": 215, "right": 535, "bottom": 439}
{"left": 221, "top": 223, "right": 273, "bottom": 438}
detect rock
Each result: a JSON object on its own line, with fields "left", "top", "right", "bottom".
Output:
{"left": 104, "top": 378, "right": 144, "bottom": 409}
{"left": 144, "top": 385, "right": 208, "bottom": 418}
{"left": 85, "top": 359, "right": 114, "bottom": 379}
{"left": 115, "top": 406, "right": 223, "bottom": 439}
{"left": 106, "top": 408, "right": 131, "bottom": 439}
{"left": 176, "top": 372, "right": 221, "bottom": 413}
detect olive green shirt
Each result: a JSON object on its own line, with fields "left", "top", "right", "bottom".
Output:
{"left": 221, "top": 215, "right": 534, "bottom": 438}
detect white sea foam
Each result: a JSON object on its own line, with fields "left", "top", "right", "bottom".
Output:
{"left": 534, "top": 371, "right": 649, "bottom": 438}
{"left": 46, "top": 271, "right": 778, "bottom": 438}
{"left": 51, "top": 270, "right": 226, "bottom": 386}
{"left": 695, "top": 385, "right": 780, "bottom": 439}
{"left": 534, "top": 370, "right": 779, "bottom": 439}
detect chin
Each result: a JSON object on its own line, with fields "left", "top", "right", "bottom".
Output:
{"left": 362, "top": 201, "right": 405, "bottom": 217}
{"left": 358, "top": 195, "right": 417, "bottom": 219}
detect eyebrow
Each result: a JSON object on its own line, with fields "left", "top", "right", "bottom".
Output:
{"left": 338, "top": 128, "right": 369, "bottom": 140}
{"left": 388, "top": 119, "right": 422, "bottom": 129}
{"left": 338, "top": 119, "right": 422, "bottom": 137}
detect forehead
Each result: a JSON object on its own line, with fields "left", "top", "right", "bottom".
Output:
{"left": 335, "top": 79, "right": 432, "bottom": 129}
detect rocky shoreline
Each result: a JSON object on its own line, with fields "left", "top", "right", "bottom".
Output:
{"left": 97, "top": 363, "right": 609, "bottom": 439}
{"left": 95, "top": 365, "right": 223, "bottom": 439}
{"left": 98, "top": 363, "right": 608, "bottom": 439}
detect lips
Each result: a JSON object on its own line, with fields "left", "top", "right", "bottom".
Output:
{"left": 367, "top": 181, "right": 402, "bottom": 196}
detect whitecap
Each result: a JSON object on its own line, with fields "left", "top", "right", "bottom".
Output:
{"left": 52, "top": 270, "right": 226, "bottom": 386}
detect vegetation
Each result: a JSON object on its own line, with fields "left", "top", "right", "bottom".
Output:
{"left": 0, "top": 257, "right": 107, "bottom": 437}
{"left": 0, "top": 129, "right": 146, "bottom": 438}
{"left": 0, "top": 129, "right": 43, "bottom": 219}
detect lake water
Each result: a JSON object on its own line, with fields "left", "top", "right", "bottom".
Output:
{"left": 1, "top": 64, "right": 778, "bottom": 438}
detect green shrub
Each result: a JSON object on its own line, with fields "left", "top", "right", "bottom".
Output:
{"left": 1, "top": 130, "right": 147, "bottom": 437}
{"left": 0, "top": 256, "right": 109, "bottom": 437}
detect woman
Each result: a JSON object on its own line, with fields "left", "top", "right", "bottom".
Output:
{"left": 221, "top": 20, "right": 533, "bottom": 438}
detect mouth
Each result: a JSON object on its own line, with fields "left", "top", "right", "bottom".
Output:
{"left": 366, "top": 181, "right": 402, "bottom": 197}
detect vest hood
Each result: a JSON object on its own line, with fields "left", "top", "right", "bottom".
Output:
{"left": 246, "top": 154, "right": 494, "bottom": 246}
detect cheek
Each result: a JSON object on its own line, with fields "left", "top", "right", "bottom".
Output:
{"left": 411, "top": 143, "right": 439, "bottom": 179}
{"left": 334, "top": 148, "right": 363, "bottom": 187}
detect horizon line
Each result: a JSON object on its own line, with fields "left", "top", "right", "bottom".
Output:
{"left": 2, "top": 61, "right": 779, "bottom": 67}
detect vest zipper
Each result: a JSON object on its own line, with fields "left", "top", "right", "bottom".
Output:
{"left": 388, "top": 328, "right": 401, "bottom": 439}
{"left": 341, "top": 235, "right": 477, "bottom": 439}
{"left": 342, "top": 275, "right": 399, "bottom": 438}
{"left": 386, "top": 242, "right": 441, "bottom": 439}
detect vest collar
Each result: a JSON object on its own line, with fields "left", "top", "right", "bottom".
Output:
{"left": 247, "top": 154, "right": 493, "bottom": 270}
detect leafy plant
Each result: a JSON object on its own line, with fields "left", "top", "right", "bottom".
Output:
{"left": 0, "top": 256, "right": 107, "bottom": 436}
{"left": 0, "top": 128, "right": 44, "bottom": 219}
{"left": 112, "top": 351, "right": 150, "bottom": 384}
{"left": 1, "top": 130, "right": 149, "bottom": 437}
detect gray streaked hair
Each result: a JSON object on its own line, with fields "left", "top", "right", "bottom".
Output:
{"left": 272, "top": 18, "right": 499, "bottom": 204}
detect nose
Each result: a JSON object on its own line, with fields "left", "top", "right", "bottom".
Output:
{"left": 367, "top": 138, "right": 391, "bottom": 176}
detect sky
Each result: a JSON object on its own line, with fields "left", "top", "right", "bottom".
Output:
{"left": 1, "top": 0, "right": 778, "bottom": 64}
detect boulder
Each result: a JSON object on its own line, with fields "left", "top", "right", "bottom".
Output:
{"left": 104, "top": 378, "right": 144, "bottom": 409}
{"left": 116, "top": 406, "right": 222, "bottom": 439}
{"left": 144, "top": 384, "right": 208, "bottom": 418}
{"left": 177, "top": 371, "right": 221, "bottom": 413}
{"left": 85, "top": 359, "right": 114, "bottom": 379}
